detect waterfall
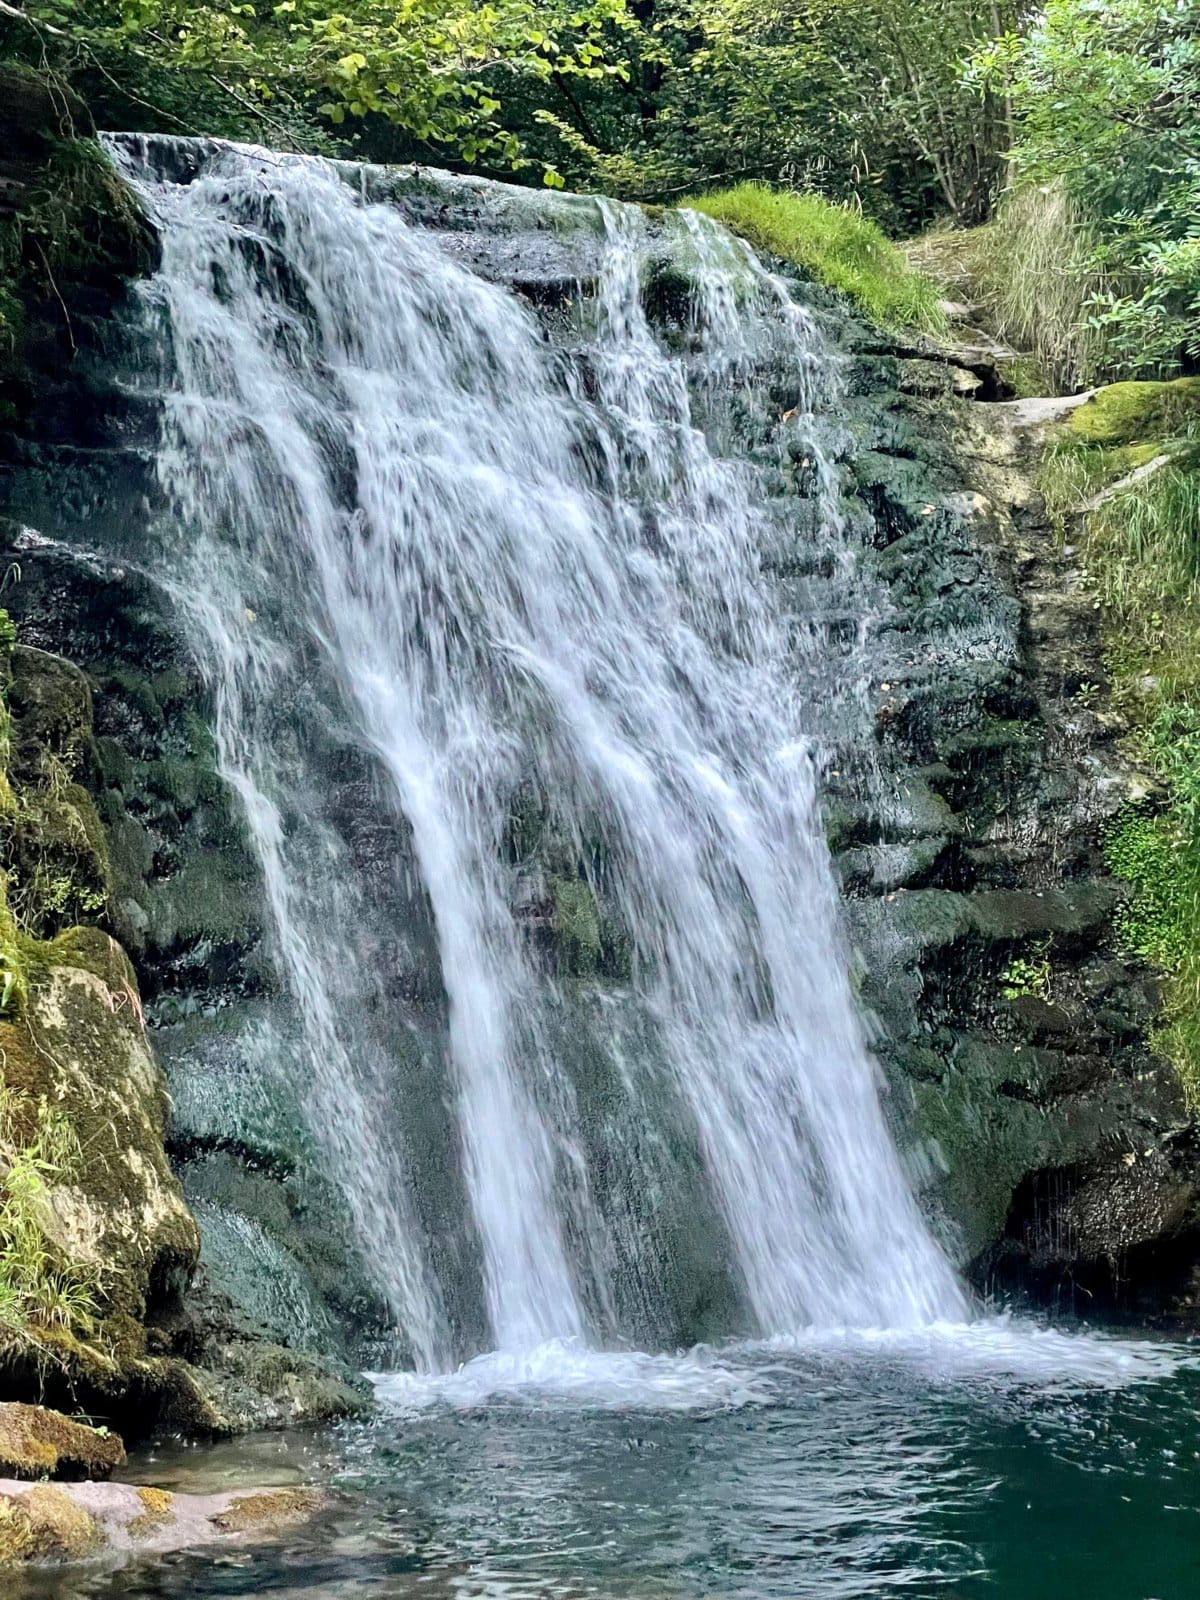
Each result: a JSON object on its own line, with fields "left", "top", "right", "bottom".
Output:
{"left": 109, "top": 136, "right": 967, "bottom": 1370}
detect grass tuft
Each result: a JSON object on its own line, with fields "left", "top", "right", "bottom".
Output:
{"left": 686, "top": 184, "right": 946, "bottom": 333}
{"left": 0, "top": 1080, "right": 103, "bottom": 1344}
{"left": 966, "top": 183, "right": 1105, "bottom": 394}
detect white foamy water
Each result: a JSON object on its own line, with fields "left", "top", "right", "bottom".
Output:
{"left": 109, "top": 134, "right": 967, "bottom": 1374}
{"left": 372, "top": 1319, "right": 1192, "bottom": 1416}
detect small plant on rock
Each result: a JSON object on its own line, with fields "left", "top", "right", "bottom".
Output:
{"left": 1001, "top": 944, "right": 1052, "bottom": 1002}
{"left": 0, "top": 1082, "right": 101, "bottom": 1345}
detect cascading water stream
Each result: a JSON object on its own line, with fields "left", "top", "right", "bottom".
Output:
{"left": 109, "top": 136, "right": 967, "bottom": 1371}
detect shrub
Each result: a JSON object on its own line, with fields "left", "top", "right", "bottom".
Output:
{"left": 971, "top": 0, "right": 1200, "bottom": 386}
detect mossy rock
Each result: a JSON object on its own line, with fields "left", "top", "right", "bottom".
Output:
{"left": 0, "top": 65, "right": 158, "bottom": 433}
{"left": 210, "top": 1488, "right": 321, "bottom": 1534}
{"left": 6, "top": 648, "right": 93, "bottom": 778}
{"left": 0, "top": 648, "right": 113, "bottom": 934}
{"left": 549, "top": 874, "right": 602, "bottom": 973}
{"left": 156, "top": 1341, "right": 372, "bottom": 1437}
{"left": 1068, "top": 379, "right": 1200, "bottom": 447}
{"left": 0, "top": 933, "right": 199, "bottom": 1324}
{"left": 0, "top": 1483, "right": 103, "bottom": 1562}
{"left": 910, "top": 1037, "right": 1089, "bottom": 1259}
{"left": 0, "top": 1403, "right": 124, "bottom": 1481}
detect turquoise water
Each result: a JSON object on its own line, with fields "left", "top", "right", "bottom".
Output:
{"left": 16, "top": 1325, "right": 1200, "bottom": 1600}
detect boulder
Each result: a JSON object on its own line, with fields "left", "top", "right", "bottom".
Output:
{"left": 0, "top": 1404, "right": 124, "bottom": 1480}
{"left": 0, "top": 927, "right": 200, "bottom": 1331}
{"left": 0, "top": 1477, "right": 322, "bottom": 1565}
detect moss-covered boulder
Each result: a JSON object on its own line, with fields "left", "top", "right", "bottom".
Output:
{"left": 0, "top": 1404, "right": 124, "bottom": 1480}
{"left": 1067, "top": 378, "right": 1200, "bottom": 447}
{"left": 0, "top": 926, "right": 200, "bottom": 1332}
{"left": 1, "top": 646, "right": 112, "bottom": 934}
{"left": 0, "top": 1482, "right": 104, "bottom": 1562}
{"left": 0, "top": 1476, "right": 322, "bottom": 1566}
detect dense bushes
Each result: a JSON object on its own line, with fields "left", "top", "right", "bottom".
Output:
{"left": 972, "top": 0, "right": 1200, "bottom": 387}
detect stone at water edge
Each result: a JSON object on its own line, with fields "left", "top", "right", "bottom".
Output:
{"left": 0, "top": 1404, "right": 125, "bottom": 1480}
{"left": 0, "top": 1478, "right": 324, "bottom": 1564}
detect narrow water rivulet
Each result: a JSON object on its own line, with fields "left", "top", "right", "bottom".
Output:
{"left": 107, "top": 135, "right": 968, "bottom": 1369}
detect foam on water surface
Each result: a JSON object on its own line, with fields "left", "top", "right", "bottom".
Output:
{"left": 371, "top": 1319, "right": 1193, "bottom": 1416}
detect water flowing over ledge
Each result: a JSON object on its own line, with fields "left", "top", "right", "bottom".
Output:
{"left": 104, "top": 133, "right": 964, "bottom": 1372}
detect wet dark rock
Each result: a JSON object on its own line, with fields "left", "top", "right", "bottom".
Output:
{"left": 831, "top": 321, "right": 1200, "bottom": 1320}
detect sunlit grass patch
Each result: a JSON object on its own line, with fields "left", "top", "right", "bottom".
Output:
{"left": 686, "top": 184, "right": 946, "bottom": 333}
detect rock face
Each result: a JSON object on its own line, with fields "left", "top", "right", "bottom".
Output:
{"left": 0, "top": 75, "right": 376, "bottom": 1436}
{"left": 0, "top": 630, "right": 371, "bottom": 1434}
{"left": 0, "top": 62, "right": 158, "bottom": 453}
{"left": 830, "top": 331, "right": 1199, "bottom": 1318}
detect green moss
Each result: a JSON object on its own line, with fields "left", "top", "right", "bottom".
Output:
{"left": 0, "top": 1484, "right": 104, "bottom": 1562}
{"left": 1068, "top": 379, "right": 1200, "bottom": 446}
{"left": 685, "top": 185, "right": 946, "bottom": 333}
{"left": 999, "top": 353, "right": 1050, "bottom": 400}
{"left": 549, "top": 875, "right": 602, "bottom": 974}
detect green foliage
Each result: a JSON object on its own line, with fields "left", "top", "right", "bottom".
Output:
{"left": 1105, "top": 762, "right": 1200, "bottom": 1106}
{"left": 1000, "top": 945, "right": 1052, "bottom": 1002}
{"left": 0, "top": 1081, "right": 102, "bottom": 1342}
{"left": 972, "top": 0, "right": 1200, "bottom": 382}
{"left": 530, "top": 0, "right": 1016, "bottom": 222}
{"left": 24, "top": 0, "right": 633, "bottom": 181}
{"left": 8, "top": 0, "right": 1021, "bottom": 228}
{"left": 1056, "top": 402, "right": 1200, "bottom": 1103}
{"left": 688, "top": 184, "right": 945, "bottom": 331}
{"left": 967, "top": 184, "right": 1107, "bottom": 393}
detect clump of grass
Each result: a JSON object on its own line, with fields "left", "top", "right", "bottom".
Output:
{"left": 686, "top": 184, "right": 946, "bottom": 333}
{"left": 1105, "top": 701, "right": 1200, "bottom": 1106}
{"left": 0, "top": 1081, "right": 102, "bottom": 1343}
{"left": 970, "top": 183, "right": 1105, "bottom": 394}
{"left": 1039, "top": 439, "right": 1120, "bottom": 535}
{"left": 1110, "top": 469, "right": 1200, "bottom": 597}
